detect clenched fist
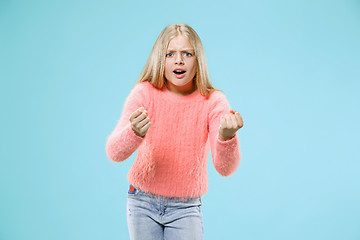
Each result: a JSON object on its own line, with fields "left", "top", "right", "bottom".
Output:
{"left": 219, "top": 109, "right": 244, "bottom": 141}
{"left": 129, "top": 107, "right": 151, "bottom": 137}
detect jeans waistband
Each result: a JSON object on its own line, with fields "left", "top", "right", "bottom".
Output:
{"left": 128, "top": 184, "right": 201, "bottom": 203}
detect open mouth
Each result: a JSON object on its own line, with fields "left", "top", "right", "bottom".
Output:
{"left": 173, "top": 70, "right": 186, "bottom": 75}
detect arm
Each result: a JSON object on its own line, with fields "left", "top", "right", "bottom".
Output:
{"left": 105, "top": 83, "right": 148, "bottom": 162}
{"left": 208, "top": 92, "right": 241, "bottom": 176}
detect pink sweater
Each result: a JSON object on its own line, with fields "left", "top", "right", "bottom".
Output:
{"left": 105, "top": 81, "right": 241, "bottom": 198}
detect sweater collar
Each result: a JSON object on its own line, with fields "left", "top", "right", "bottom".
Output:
{"left": 160, "top": 83, "right": 203, "bottom": 102}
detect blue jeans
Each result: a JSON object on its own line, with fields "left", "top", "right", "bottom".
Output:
{"left": 126, "top": 185, "right": 204, "bottom": 240}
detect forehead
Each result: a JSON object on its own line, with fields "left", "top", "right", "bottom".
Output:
{"left": 167, "top": 35, "right": 193, "bottom": 50}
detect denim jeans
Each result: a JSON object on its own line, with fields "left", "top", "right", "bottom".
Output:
{"left": 126, "top": 185, "right": 204, "bottom": 240}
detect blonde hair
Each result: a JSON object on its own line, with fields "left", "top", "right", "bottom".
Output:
{"left": 135, "top": 24, "right": 222, "bottom": 97}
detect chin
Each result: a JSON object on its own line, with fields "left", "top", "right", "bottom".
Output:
{"left": 168, "top": 79, "right": 192, "bottom": 86}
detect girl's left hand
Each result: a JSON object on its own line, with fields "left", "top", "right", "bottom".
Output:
{"left": 218, "top": 110, "right": 244, "bottom": 141}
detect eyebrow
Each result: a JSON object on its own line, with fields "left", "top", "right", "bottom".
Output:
{"left": 167, "top": 48, "right": 194, "bottom": 52}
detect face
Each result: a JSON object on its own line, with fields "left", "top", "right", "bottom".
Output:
{"left": 164, "top": 35, "right": 197, "bottom": 95}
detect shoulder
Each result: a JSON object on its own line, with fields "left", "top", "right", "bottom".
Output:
{"left": 206, "top": 90, "right": 231, "bottom": 116}
{"left": 128, "top": 81, "right": 153, "bottom": 97}
{"left": 132, "top": 81, "right": 152, "bottom": 92}
{"left": 207, "top": 90, "right": 229, "bottom": 105}
{"left": 123, "top": 82, "right": 151, "bottom": 106}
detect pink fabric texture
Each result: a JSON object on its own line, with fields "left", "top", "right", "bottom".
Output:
{"left": 105, "top": 81, "right": 241, "bottom": 198}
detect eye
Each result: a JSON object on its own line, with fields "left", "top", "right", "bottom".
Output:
{"left": 184, "top": 52, "right": 192, "bottom": 57}
{"left": 166, "top": 53, "right": 173, "bottom": 57}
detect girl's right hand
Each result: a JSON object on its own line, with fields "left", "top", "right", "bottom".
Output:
{"left": 129, "top": 107, "right": 151, "bottom": 137}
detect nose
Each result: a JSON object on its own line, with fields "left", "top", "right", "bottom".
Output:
{"left": 175, "top": 53, "right": 184, "bottom": 65}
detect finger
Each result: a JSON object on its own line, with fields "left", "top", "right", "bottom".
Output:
{"left": 225, "top": 115, "right": 231, "bottom": 128}
{"left": 235, "top": 112, "right": 243, "bottom": 127}
{"left": 219, "top": 115, "right": 226, "bottom": 129}
{"left": 229, "top": 114, "right": 238, "bottom": 129}
{"left": 135, "top": 112, "right": 148, "bottom": 122}
{"left": 129, "top": 107, "right": 145, "bottom": 121}
{"left": 141, "top": 121, "right": 151, "bottom": 134}
{"left": 231, "top": 111, "right": 241, "bottom": 126}
{"left": 137, "top": 117, "right": 150, "bottom": 129}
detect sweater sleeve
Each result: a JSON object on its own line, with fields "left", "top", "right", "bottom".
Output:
{"left": 208, "top": 91, "right": 241, "bottom": 176}
{"left": 105, "top": 83, "right": 148, "bottom": 162}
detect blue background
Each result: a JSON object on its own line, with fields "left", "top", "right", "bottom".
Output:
{"left": 1, "top": 0, "right": 359, "bottom": 239}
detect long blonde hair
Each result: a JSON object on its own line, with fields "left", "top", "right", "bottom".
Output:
{"left": 135, "top": 24, "right": 222, "bottom": 97}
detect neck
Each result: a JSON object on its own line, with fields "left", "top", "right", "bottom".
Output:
{"left": 164, "top": 80, "right": 197, "bottom": 96}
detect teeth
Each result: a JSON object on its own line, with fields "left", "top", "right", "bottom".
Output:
{"left": 174, "top": 70, "right": 185, "bottom": 73}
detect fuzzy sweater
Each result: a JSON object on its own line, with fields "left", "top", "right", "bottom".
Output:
{"left": 105, "top": 81, "right": 241, "bottom": 198}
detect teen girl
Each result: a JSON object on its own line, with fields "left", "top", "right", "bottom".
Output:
{"left": 105, "top": 24, "right": 244, "bottom": 240}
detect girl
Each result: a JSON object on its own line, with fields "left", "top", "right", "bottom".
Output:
{"left": 105, "top": 24, "right": 243, "bottom": 240}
